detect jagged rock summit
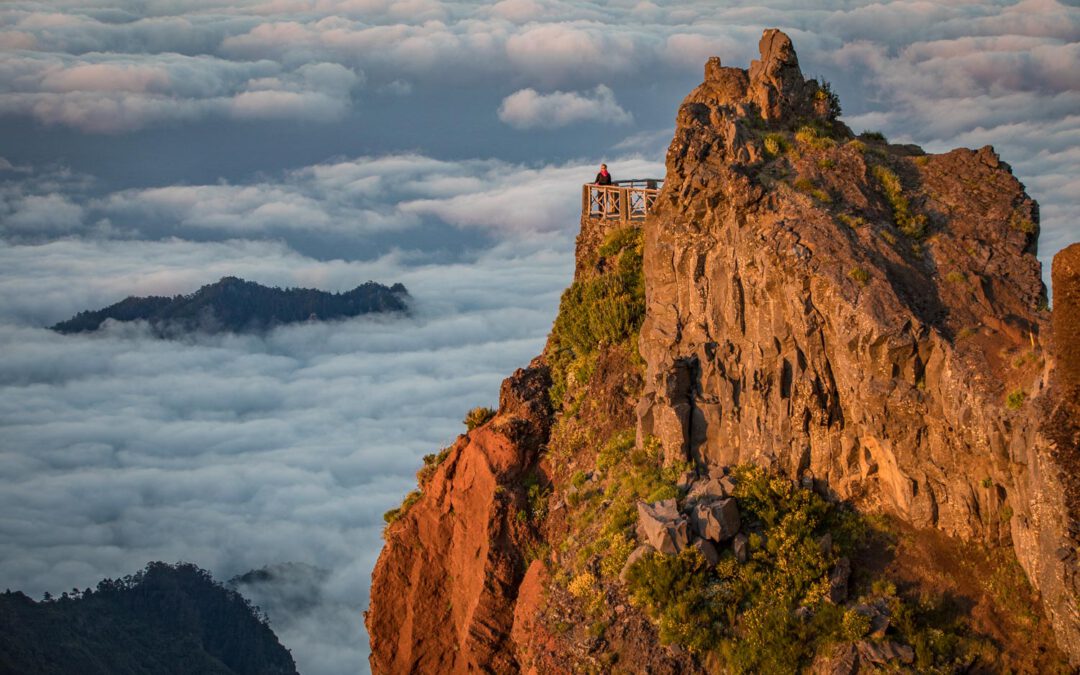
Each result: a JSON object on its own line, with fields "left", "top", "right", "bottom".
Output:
{"left": 367, "top": 29, "right": 1078, "bottom": 673}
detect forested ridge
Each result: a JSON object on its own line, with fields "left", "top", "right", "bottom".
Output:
{"left": 53, "top": 276, "right": 409, "bottom": 336}
{"left": 0, "top": 562, "right": 297, "bottom": 675}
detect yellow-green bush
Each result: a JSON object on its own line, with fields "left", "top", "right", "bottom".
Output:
{"left": 416, "top": 446, "right": 452, "bottom": 485}
{"left": 547, "top": 227, "right": 645, "bottom": 409}
{"left": 795, "top": 125, "right": 837, "bottom": 151}
{"left": 464, "top": 406, "right": 496, "bottom": 430}
{"left": 383, "top": 489, "right": 422, "bottom": 526}
{"left": 873, "top": 165, "right": 927, "bottom": 238}
{"left": 1006, "top": 389, "right": 1026, "bottom": 410}
{"left": 763, "top": 133, "right": 789, "bottom": 157}
{"left": 625, "top": 464, "right": 868, "bottom": 671}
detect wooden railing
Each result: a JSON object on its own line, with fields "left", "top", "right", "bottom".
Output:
{"left": 582, "top": 179, "right": 664, "bottom": 222}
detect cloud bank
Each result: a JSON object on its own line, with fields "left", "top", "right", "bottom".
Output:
{"left": 498, "top": 85, "right": 632, "bottom": 129}
{"left": 0, "top": 151, "right": 662, "bottom": 674}
{"left": 0, "top": 2, "right": 1078, "bottom": 674}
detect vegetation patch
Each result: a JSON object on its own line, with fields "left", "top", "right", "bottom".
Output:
{"left": 416, "top": 446, "right": 452, "bottom": 486}
{"left": 383, "top": 489, "right": 422, "bottom": 526}
{"left": 464, "top": 406, "right": 496, "bottom": 430}
{"left": 620, "top": 466, "right": 1029, "bottom": 672}
{"left": 546, "top": 227, "right": 645, "bottom": 409}
{"left": 837, "top": 213, "right": 865, "bottom": 228}
{"left": 1005, "top": 389, "right": 1026, "bottom": 410}
{"left": 763, "top": 133, "right": 789, "bottom": 157}
{"left": 625, "top": 465, "right": 866, "bottom": 671}
{"left": 872, "top": 165, "right": 927, "bottom": 238}
{"left": 809, "top": 79, "right": 842, "bottom": 119}
{"left": 1009, "top": 211, "right": 1036, "bottom": 234}
{"left": 794, "top": 124, "right": 837, "bottom": 151}
{"left": 848, "top": 267, "right": 870, "bottom": 285}
{"left": 793, "top": 177, "right": 832, "bottom": 204}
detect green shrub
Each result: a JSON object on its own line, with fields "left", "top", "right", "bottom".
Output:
{"left": 625, "top": 464, "right": 871, "bottom": 671}
{"left": 626, "top": 548, "right": 728, "bottom": 652}
{"left": 841, "top": 607, "right": 872, "bottom": 640}
{"left": 416, "top": 446, "right": 452, "bottom": 485}
{"left": 464, "top": 406, "right": 496, "bottom": 430}
{"left": 547, "top": 227, "right": 645, "bottom": 409}
{"left": 817, "top": 157, "right": 836, "bottom": 170}
{"left": 523, "top": 473, "right": 551, "bottom": 522}
{"left": 848, "top": 267, "right": 870, "bottom": 285}
{"left": 872, "top": 165, "right": 927, "bottom": 238}
{"left": 383, "top": 489, "right": 422, "bottom": 526}
{"left": 1009, "top": 211, "right": 1036, "bottom": 234}
{"left": 763, "top": 133, "right": 789, "bottom": 157}
{"left": 1005, "top": 389, "right": 1026, "bottom": 410}
{"left": 860, "top": 130, "right": 887, "bottom": 142}
{"left": 837, "top": 213, "right": 865, "bottom": 228}
{"left": 945, "top": 271, "right": 966, "bottom": 285}
{"left": 811, "top": 79, "right": 842, "bottom": 119}
{"left": 795, "top": 125, "right": 837, "bottom": 150}
{"left": 848, "top": 139, "right": 867, "bottom": 154}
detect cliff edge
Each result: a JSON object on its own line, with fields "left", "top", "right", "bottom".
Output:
{"left": 367, "top": 29, "right": 1078, "bottom": 672}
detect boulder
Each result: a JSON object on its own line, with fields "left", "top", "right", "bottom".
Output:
{"left": 637, "top": 500, "right": 689, "bottom": 554}
{"left": 853, "top": 599, "right": 891, "bottom": 639}
{"left": 857, "top": 640, "right": 914, "bottom": 666}
{"left": 817, "top": 533, "right": 833, "bottom": 557}
{"left": 811, "top": 643, "right": 858, "bottom": 675}
{"left": 676, "top": 470, "right": 696, "bottom": 491}
{"left": 733, "top": 533, "right": 749, "bottom": 563}
{"left": 690, "top": 498, "right": 741, "bottom": 542}
{"left": 691, "top": 538, "right": 719, "bottom": 566}
{"left": 828, "top": 557, "right": 851, "bottom": 604}
{"left": 686, "top": 477, "right": 726, "bottom": 502}
{"left": 619, "top": 544, "right": 656, "bottom": 583}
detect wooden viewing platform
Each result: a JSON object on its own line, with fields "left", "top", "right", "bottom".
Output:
{"left": 582, "top": 179, "right": 664, "bottom": 222}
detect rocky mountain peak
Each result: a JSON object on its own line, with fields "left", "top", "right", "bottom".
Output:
{"left": 698, "top": 29, "right": 834, "bottom": 125}
{"left": 367, "top": 28, "right": 1078, "bottom": 672}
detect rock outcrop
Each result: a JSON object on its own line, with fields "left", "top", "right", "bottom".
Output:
{"left": 365, "top": 364, "right": 552, "bottom": 673}
{"left": 636, "top": 28, "right": 1077, "bottom": 662}
{"left": 367, "top": 29, "right": 1079, "bottom": 671}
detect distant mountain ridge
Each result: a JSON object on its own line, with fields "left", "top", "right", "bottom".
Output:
{"left": 0, "top": 562, "right": 298, "bottom": 675}
{"left": 52, "top": 276, "right": 409, "bottom": 336}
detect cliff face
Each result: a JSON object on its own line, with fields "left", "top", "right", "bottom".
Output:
{"left": 367, "top": 29, "right": 1078, "bottom": 672}
{"left": 366, "top": 364, "right": 552, "bottom": 673}
{"left": 637, "top": 28, "right": 1077, "bottom": 662}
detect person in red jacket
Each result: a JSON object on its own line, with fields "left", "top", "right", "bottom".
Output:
{"left": 594, "top": 163, "right": 612, "bottom": 185}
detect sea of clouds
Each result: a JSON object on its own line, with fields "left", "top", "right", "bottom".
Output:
{"left": 0, "top": 153, "right": 662, "bottom": 674}
{"left": 1, "top": 1, "right": 1077, "bottom": 674}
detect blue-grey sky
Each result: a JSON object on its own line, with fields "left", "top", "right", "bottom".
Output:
{"left": 1, "top": 1, "right": 1077, "bottom": 673}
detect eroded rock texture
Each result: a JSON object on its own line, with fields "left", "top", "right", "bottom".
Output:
{"left": 365, "top": 364, "right": 552, "bottom": 673}
{"left": 637, "top": 29, "right": 1078, "bottom": 662}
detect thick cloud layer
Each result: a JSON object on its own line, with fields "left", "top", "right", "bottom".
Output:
{"left": 0, "top": 151, "right": 662, "bottom": 674}
{"left": 0, "top": 1, "right": 1075, "bottom": 273}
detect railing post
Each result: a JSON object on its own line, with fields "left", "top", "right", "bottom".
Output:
{"left": 582, "top": 184, "right": 589, "bottom": 218}
{"left": 620, "top": 187, "right": 628, "bottom": 224}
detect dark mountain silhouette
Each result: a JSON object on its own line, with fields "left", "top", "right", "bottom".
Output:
{"left": 0, "top": 562, "right": 298, "bottom": 675}
{"left": 52, "top": 276, "right": 409, "bottom": 336}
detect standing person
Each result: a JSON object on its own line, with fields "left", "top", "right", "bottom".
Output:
{"left": 594, "top": 163, "right": 612, "bottom": 185}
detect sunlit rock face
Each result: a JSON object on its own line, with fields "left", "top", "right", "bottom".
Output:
{"left": 636, "top": 29, "right": 1077, "bottom": 661}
